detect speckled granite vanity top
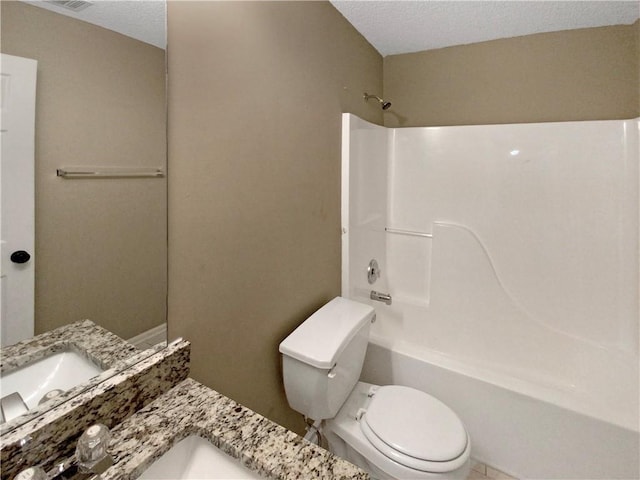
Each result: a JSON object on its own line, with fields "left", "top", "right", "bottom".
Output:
{"left": 102, "top": 378, "right": 370, "bottom": 480}
{"left": 0, "top": 319, "right": 138, "bottom": 373}
{"left": 0, "top": 320, "right": 141, "bottom": 432}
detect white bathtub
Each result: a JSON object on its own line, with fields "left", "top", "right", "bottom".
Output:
{"left": 359, "top": 302, "right": 639, "bottom": 479}
{"left": 342, "top": 114, "right": 640, "bottom": 479}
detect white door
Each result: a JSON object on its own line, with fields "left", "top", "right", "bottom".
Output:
{"left": 0, "top": 53, "right": 37, "bottom": 347}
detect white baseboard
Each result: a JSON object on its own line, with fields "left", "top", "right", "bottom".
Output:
{"left": 127, "top": 323, "right": 167, "bottom": 349}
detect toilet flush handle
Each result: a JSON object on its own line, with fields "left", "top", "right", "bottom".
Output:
{"left": 327, "top": 363, "right": 337, "bottom": 379}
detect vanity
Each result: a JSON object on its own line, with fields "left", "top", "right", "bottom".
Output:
{"left": 1, "top": 320, "right": 140, "bottom": 429}
{"left": 100, "top": 378, "right": 368, "bottom": 480}
{"left": 1, "top": 328, "right": 368, "bottom": 480}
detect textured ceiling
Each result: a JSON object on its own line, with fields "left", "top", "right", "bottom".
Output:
{"left": 23, "top": 0, "right": 166, "bottom": 49}
{"left": 331, "top": 1, "right": 640, "bottom": 56}
{"left": 24, "top": 1, "right": 640, "bottom": 55}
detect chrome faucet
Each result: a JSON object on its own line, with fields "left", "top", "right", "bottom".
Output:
{"left": 1, "top": 392, "right": 29, "bottom": 424}
{"left": 75, "top": 424, "right": 113, "bottom": 475}
{"left": 14, "top": 424, "right": 113, "bottom": 480}
{"left": 370, "top": 290, "right": 392, "bottom": 305}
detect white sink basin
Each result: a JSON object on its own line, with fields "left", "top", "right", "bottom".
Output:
{"left": 138, "top": 435, "right": 264, "bottom": 479}
{"left": 1, "top": 349, "right": 104, "bottom": 411}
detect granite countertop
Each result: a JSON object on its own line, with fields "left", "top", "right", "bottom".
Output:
{"left": 102, "top": 378, "right": 370, "bottom": 480}
{"left": 1, "top": 342, "right": 188, "bottom": 480}
{"left": 0, "top": 319, "right": 139, "bottom": 373}
{"left": 0, "top": 320, "right": 143, "bottom": 433}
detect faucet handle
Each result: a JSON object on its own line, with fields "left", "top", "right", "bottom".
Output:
{"left": 75, "top": 424, "right": 113, "bottom": 474}
{"left": 14, "top": 466, "right": 47, "bottom": 480}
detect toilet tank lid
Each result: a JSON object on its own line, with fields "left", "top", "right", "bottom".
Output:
{"left": 279, "top": 297, "right": 375, "bottom": 369}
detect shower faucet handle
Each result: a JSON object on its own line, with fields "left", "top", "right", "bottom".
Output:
{"left": 367, "top": 259, "right": 381, "bottom": 284}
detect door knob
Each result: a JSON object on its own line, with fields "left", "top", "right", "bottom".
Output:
{"left": 10, "top": 250, "right": 31, "bottom": 264}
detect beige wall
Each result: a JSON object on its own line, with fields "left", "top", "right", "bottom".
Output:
{"left": 1, "top": 2, "right": 167, "bottom": 339}
{"left": 167, "top": 2, "right": 638, "bottom": 435}
{"left": 383, "top": 21, "right": 640, "bottom": 127}
{"left": 167, "top": 0, "right": 382, "bottom": 433}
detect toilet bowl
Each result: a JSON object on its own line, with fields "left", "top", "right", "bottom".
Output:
{"left": 279, "top": 297, "right": 471, "bottom": 480}
{"left": 323, "top": 382, "right": 471, "bottom": 480}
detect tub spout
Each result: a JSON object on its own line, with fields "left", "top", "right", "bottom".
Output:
{"left": 370, "top": 290, "right": 392, "bottom": 305}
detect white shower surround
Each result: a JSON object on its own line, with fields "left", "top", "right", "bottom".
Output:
{"left": 341, "top": 114, "right": 639, "bottom": 479}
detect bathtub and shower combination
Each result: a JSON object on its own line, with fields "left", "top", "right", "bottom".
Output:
{"left": 341, "top": 114, "right": 639, "bottom": 479}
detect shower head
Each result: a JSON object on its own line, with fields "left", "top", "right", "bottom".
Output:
{"left": 364, "top": 93, "right": 392, "bottom": 110}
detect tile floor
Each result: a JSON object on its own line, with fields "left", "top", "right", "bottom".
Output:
{"left": 468, "top": 462, "right": 517, "bottom": 480}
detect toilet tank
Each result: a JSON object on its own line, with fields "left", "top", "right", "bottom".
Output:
{"left": 279, "top": 297, "right": 375, "bottom": 420}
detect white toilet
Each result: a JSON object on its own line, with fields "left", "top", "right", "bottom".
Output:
{"left": 279, "top": 296, "right": 471, "bottom": 480}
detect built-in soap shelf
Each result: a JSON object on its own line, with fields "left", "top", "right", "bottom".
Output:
{"left": 385, "top": 227, "right": 432, "bottom": 238}
{"left": 384, "top": 222, "right": 527, "bottom": 318}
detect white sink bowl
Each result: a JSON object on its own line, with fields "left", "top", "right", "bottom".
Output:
{"left": 1, "top": 349, "right": 104, "bottom": 410}
{"left": 138, "top": 435, "right": 264, "bottom": 480}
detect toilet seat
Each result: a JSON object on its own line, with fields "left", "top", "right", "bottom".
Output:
{"left": 359, "top": 385, "right": 469, "bottom": 473}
